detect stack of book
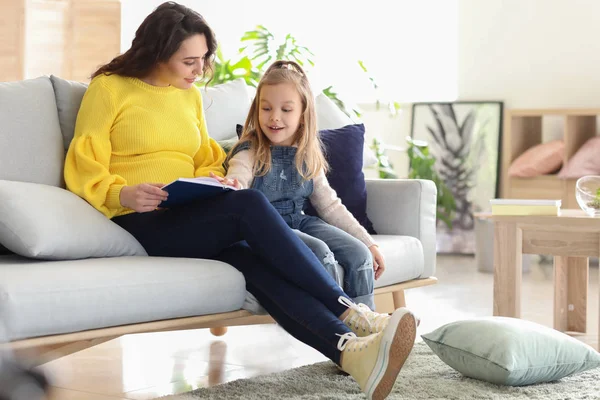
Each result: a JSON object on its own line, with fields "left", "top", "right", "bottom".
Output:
{"left": 489, "top": 199, "right": 562, "bottom": 216}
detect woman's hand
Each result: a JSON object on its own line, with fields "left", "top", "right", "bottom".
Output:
{"left": 120, "top": 183, "right": 168, "bottom": 213}
{"left": 369, "top": 245, "right": 386, "bottom": 280}
{"left": 210, "top": 172, "right": 241, "bottom": 189}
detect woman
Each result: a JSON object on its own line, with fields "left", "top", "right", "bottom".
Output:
{"left": 63, "top": 3, "right": 416, "bottom": 399}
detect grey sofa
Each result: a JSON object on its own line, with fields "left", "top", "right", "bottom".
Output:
{"left": 0, "top": 76, "right": 437, "bottom": 364}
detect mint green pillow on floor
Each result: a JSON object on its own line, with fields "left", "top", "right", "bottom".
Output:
{"left": 421, "top": 317, "right": 600, "bottom": 386}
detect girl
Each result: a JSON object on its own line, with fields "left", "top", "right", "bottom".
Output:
{"left": 64, "top": 3, "right": 417, "bottom": 399}
{"left": 219, "top": 60, "right": 381, "bottom": 311}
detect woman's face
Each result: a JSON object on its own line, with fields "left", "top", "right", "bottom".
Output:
{"left": 155, "top": 33, "right": 208, "bottom": 89}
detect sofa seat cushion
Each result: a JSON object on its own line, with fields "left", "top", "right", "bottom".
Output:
{"left": 243, "top": 234, "right": 425, "bottom": 315}
{"left": 372, "top": 235, "right": 424, "bottom": 289}
{"left": 0, "top": 255, "right": 246, "bottom": 341}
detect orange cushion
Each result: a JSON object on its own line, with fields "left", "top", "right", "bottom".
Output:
{"left": 559, "top": 136, "right": 600, "bottom": 179}
{"left": 508, "top": 140, "right": 564, "bottom": 178}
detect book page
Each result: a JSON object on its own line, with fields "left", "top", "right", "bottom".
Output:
{"left": 177, "top": 177, "right": 238, "bottom": 190}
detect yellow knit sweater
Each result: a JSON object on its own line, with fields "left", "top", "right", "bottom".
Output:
{"left": 64, "top": 74, "right": 226, "bottom": 218}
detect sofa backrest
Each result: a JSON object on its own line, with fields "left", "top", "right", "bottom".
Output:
{"left": 0, "top": 75, "right": 370, "bottom": 190}
{"left": 0, "top": 76, "right": 250, "bottom": 190}
{"left": 0, "top": 77, "right": 66, "bottom": 187}
{"left": 49, "top": 75, "right": 88, "bottom": 152}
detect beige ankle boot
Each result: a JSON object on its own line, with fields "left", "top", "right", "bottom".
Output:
{"left": 337, "top": 307, "right": 417, "bottom": 400}
{"left": 339, "top": 296, "right": 420, "bottom": 337}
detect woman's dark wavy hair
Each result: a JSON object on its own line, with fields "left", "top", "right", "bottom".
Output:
{"left": 91, "top": 1, "right": 217, "bottom": 79}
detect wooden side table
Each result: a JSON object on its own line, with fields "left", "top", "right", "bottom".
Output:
{"left": 491, "top": 209, "right": 598, "bottom": 335}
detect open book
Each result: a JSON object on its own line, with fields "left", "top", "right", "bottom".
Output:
{"left": 160, "top": 177, "right": 238, "bottom": 208}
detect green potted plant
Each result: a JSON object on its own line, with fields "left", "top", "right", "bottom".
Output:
{"left": 406, "top": 136, "right": 456, "bottom": 229}
{"left": 370, "top": 137, "right": 398, "bottom": 179}
{"left": 203, "top": 25, "right": 372, "bottom": 119}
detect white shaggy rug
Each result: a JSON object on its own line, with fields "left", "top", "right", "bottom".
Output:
{"left": 161, "top": 342, "right": 600, "bottom": 399}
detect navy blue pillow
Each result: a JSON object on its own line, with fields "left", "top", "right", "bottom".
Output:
{"left": 235, "top": 123, "right": 376, "bottom": 234}
{"left": 306, "top": 123, "right": 376, "bottom": 234}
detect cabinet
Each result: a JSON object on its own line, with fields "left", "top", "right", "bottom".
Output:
{"left": 501, "top": 109, "right": 599, "bottom": 208}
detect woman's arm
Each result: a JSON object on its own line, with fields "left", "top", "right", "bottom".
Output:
{"left": 309, "top": 170, "right": 375, "bottom": 248}
{"left": 64, "top": 77, "right": 128, "bottom": 218}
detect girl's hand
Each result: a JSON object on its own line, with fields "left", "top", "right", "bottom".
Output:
{"left": 210, "top": 172, "right": 241, "bottom": 189}
{"left": 369, "top": 245, "right": 386, "bottom": 280}
{"left": 120, "top": 183, "right": 168, "bottom": 213}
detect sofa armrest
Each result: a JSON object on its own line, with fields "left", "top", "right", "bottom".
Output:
{"left": 365, "top": 179, "right": 437, "bottom": 278}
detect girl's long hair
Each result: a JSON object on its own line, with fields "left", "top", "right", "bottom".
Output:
{"left": 91, "top": 1, "right": 217, "bottom": 79}
{"left": 232, "top": 60, "right": 327, "bottom": 180}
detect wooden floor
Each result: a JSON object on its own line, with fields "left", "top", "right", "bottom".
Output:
{"left": 35, "top": 255, "right": 599, "bottom": 400}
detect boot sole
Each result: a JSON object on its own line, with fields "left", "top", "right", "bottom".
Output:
{"left": 365, "top": 308, "right": 416, "bottom": 400}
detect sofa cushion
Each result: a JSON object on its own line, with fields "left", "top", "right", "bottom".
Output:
{"left": 0, "top": 255, "right": 246, "bottom": 340}
{"left": 0, "top": 180, "right": 146, "bottom": 260}
{"left": 314, "top": 92, "right": 378, "bottom": 167}
{"left": 372, "top": 235, "right": 424, "bottom": 288}
{"left": 49, "top": 75, "right": 88, "bottom": 151}
{"left": 199, "top": 79, "right": 252, "bottom": 141}
{"left": 559, "top": 136, "right": 600, "bottom": 178}
{"left": 304, "top": 124, "right": 376, "bottom": 233}
{"left": 422, "top": 317, "right": 600, "bottom": 386}
{"left": 217, "top": 136, "right": 240, "bottom": 154}
{"left": 508, "top": 140, "right": 564, "bottom": 178}
{"left": 315, "top": 92, "right": 357, "bottom": 130}
{"left": 0, "top": 76, "right": 65, "bottom": 187}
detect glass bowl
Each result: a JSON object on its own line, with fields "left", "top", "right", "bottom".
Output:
{"left": 575, "top": 175, "right": 600, "bottom": 217}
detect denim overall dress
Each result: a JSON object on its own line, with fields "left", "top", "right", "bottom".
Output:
{"left": 229, "top": 142, "right": 375, "bottom": 309}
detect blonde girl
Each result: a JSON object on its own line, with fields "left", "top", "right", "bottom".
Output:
{"left": 216, "top": 60, "right": 384, "bottom": 311}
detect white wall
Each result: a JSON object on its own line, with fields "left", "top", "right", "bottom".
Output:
{"left": 122, "top": 0, "right": 458, "bottom": 103}
{"left": 458, "top": 0, "right": 600, "bottom": 109}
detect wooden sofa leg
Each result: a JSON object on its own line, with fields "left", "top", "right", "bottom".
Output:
{"left": 392, "top": 290, "right": 406, "bottom": 308}
{"left": 210, "top": 326, "right": 228, "bottom": 336}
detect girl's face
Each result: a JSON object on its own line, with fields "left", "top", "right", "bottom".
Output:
{"left": 154, "top": 34, "right": 208, "bottom": 89}
{"left": 258, "top": 83, "right": 303, "bottom": 146}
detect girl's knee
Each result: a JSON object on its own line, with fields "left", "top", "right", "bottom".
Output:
{"left": 351, "top": 247, "right": 374, "bottom": 280}
{"left": 310, "top": 242, "right": 336, "bottom": 267}
{"left": 348, "top": 243, "right": 373, "bottom": 266}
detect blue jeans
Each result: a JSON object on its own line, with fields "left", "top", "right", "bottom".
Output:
{"left": 295, "top": 216, "right": 375, "bottom": 310}
{"left": 112, "top": 189, "right": 351, "bottom": 364}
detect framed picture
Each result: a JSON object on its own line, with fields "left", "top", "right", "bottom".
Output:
{"left": 410, "top": 101, "right": 503, "bottom": 254}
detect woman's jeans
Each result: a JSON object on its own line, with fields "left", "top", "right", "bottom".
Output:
{"left": 294, "top": 216, "right": 375, "bottom": 310}
{"left": 113, "top": 189, "right": 352, "bottom": 364}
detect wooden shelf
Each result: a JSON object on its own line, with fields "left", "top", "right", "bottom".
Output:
{"left": 508, "top": 108, "right": 600, "bottom": 116}
{"left": 501, "top": 109, "right": 600, "bottom": 208}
